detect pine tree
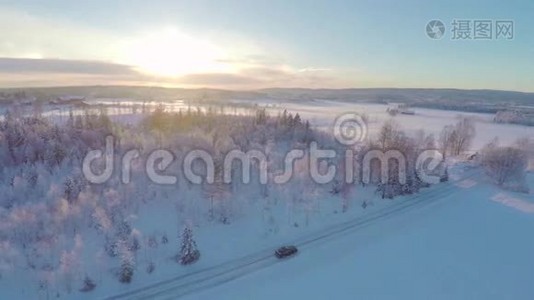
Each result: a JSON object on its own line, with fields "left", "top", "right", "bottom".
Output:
{"left": 178, "top": 226, "right": 200, "bottom": 265}
{"left": 292, "top": 113, "right": 301, "bottom": 127}
{"left": 118, "top": 240, "right": 134, "bottom": 283}
{"left": 79, "top": 276, "right": 96, "bottom": 292}
{"left": 441, "top": 167, "right": 449, "bottom": 182}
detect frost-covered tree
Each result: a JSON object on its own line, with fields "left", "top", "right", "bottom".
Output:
{"left": 58, "top": 234, "right": 83, "bottom": 293}
{"left": 439, "top": 118, "right": 476, "bottom": 157}
{"left": 451, "top": 117, "right": 476, "bottom": 155}
{"left": 480, "top": 142, "right": 529, "bottom": 192}
{"left": 361, "top": 121, "right": 436, "bottom": 199}
{"left": 178, "top": 226, "right": 200, "bottom": 265}
{"left": 79, "top": 276, "right": 96, "bottom": 292}
{"left": 117, "top": 239, "right": 135, "bottom": 283}
{"left": 0, "top": 100, "right": 376, "bottom": 296}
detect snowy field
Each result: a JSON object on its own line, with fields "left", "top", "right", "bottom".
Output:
{"left": 269, "top": 100, "right": 533, "bottom": 150}
{"left": 181, "top": 169, "right": 534, "bottom": 300}
{"left": 0, "top": 99, "right": 532, "bottom": 300}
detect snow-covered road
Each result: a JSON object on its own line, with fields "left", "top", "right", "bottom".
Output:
{"left": 173, "top": 172, "right": 534, "bottom": 300}
{"left": 104, "top": 169, "right": 485, "bottom": 300}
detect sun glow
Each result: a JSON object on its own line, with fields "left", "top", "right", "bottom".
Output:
{"left": 120, "top": 28, "right": 234, "bottom": 77}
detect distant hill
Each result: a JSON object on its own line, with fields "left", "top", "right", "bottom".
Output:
{"left": 1, "top": 86, "right": 533, "bottom": 113}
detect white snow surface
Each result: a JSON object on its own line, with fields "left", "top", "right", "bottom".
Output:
{"left": 180, "top": 170, "right": 534, "bottom": 300}
{"left": 270, "top": 100, "right": 533, "bottom": 150}
{"left": 1, "top": 99, "right": 533, "bottom": 299}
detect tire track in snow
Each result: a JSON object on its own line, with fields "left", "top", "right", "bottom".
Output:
{"left": 104, "top": 170, "right": 478, "bottom": 300}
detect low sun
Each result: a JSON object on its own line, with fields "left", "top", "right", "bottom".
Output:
{"left": 121, "top": 28, "right": 232, "bottom": 77}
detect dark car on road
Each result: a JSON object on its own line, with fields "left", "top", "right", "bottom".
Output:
{"left": 275, "top": 245, "right": 298, "bottom": 259}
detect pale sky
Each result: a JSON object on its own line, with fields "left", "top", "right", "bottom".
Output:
{"left": 0, "top": 0, "right": 533, "bottom": 91}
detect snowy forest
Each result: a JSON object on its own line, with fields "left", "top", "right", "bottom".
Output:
{"left": 0, "top": 102, "right": 530, "bottom": 299}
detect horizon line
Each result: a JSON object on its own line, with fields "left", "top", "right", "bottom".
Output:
{"left": 0, "top": 84, "right": 533, "bottom": 95}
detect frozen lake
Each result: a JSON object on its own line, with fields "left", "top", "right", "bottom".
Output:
{"left": 4, "top": 98, "right": 532, "bottom": 150}
{"left": 271, "top": 100, "right": 533, "bottom": 150}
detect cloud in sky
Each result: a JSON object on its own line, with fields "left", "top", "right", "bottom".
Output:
{"left": 0, "top": 57, "right": 346, "bottom": 89}
{"left": 0, "top": 58, "right": 146, "bottom": 87}
{"left": 3, "top": 3, "right": 532, "bottom": 92}
{"left": 0, "top": 8, "right": 348, "bottom": 88}
{"left": 0, "top": 9, "right": 121, "bottom": 61}
{"left": 177, "top": 67, "right": 345, "bottom": 88}
{"left": 0, "top": 58, "right": 137, "bottom": 75}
